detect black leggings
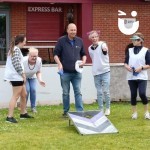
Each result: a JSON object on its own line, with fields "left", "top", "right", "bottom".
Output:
{"left": 128, "top": 80, "right": 148, "bottom": 105}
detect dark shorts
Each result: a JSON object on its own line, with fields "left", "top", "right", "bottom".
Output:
{"left": 10, "top": 81, "right": 24, "bottom": 87}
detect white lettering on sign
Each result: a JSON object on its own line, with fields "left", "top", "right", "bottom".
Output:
{"left": 28, "top": 7, "right": 63, "bottom": 12}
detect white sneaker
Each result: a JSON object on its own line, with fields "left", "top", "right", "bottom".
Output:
{"left": 31, "top": 108, "right": 37, "bottom": 113}
{"left": 144, "top": 112, "right": 150, "bottom": 119}
{"left": 132, "top": 112, "right": 137, "bottom": 119}
{"left": 105, "top": 109, "right": 110, "bottom": 116}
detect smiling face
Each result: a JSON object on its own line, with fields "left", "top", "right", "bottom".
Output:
{"left": 28, "top": 48, "right": 38, "bottom": 64}
{"left": 67, "top": 23, "right": 77, "bottom": 40}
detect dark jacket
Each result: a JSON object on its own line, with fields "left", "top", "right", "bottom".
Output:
{"left": 54, "top": 35, "right": 86, "bottom": 73}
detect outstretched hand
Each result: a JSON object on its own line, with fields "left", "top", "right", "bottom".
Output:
{"left": 39, "top": 81, "right": 46, "bottom": 87}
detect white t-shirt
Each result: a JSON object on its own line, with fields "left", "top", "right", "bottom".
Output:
{"left": 23, "top": 56, "right": 42, "bottom": 79}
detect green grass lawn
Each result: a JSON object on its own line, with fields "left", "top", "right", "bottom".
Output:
{"left": 0, "top": 102, "right": 150, "bottom": 150}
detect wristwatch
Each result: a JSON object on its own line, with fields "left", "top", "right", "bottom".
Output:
{"left": 142, "top": 66, "right": 144, "bottom": 70}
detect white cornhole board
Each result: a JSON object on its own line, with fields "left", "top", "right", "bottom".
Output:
{"left": 68, "top": 110, "right": 118, "bottom": 135}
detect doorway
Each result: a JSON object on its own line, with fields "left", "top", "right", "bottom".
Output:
{"left": 0, "top": 11, "right": 9, "bottom": 64}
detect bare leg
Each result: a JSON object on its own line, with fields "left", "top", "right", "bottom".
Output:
{"left": 143, "top": 104, "right": 150, "bottom": 119}
{"left": 131, "top": 105, "right": 137, "bottom": 119}
{"left": 7, "top": 86, "right": 23, "bottom": 117}
{"left": 20, "top": 85, "right": 27, "bottom": 114}
{"left": 144, "top": 104, "right": 149, "bottom": 113}
{"left": 132, "top": 105, "right": 137, "bottom": 113}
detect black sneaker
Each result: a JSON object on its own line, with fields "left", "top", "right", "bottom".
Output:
{"left": 62, "top": 112, "right": 68, "bottom": 118}
{"left": 6, "top": 117, "right": 18, "bottom": 123}
{"left": 20, "top": 113, "right": 34, "bottom": 119}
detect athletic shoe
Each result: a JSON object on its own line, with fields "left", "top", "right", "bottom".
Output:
{"left": 20, "top": 113, "right": 34, "bottom": 119}
{"left": 144, "top": 112, "right": 150, "bottom": 119}
{"left": 132, "top": 112, "right": 137, "bottom": 119}
{"left": 31, "top": 108, "right": 37, "bottom": 113}
{"left": 105, "top": 109, "right": 110, "bottom": 116}
{"left": 6, "top": 117, "right": 18, "bottom": 123}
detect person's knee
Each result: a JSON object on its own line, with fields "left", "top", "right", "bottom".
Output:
{"left": 21, "top": 94, "right": 27, "bottom": 100}
{"left": 63, "top": 92, "right": 69, "bottom": 96}
{"left": 140, "top": 95, "right": 148, "bottom": 105}
{"left": 30, "top": 88, "right": 36, "bottom": 94}
{"left": 103, "top": 90, "right": 110, "bottom": 96}
{"left": 74, "top": 89, "right": 81, "bottom": 96}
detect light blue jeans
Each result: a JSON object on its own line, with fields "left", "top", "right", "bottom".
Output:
{"left": 60, "top": 72, "right": 83, "bottom": 113}
{"left": 26, "top": 78, "right": 37, "bottom": 109}
{"left": 94, "top": 72, "right": 111, "bottom": 110}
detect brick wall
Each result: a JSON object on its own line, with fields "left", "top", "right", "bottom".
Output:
{"left": 93, "top": 3, "right": 150, "bottom": 63}
{"left": 11, "top": 3, "right": 26, "bottom": 37}
{"left": 11, "top": 4, "right": 52, "bottom": 62}
{"left": 10, "top": 3, "right": 78, "bottom": 63}
{"left": 10, "top": 3, "right": 150, "bottom": 63}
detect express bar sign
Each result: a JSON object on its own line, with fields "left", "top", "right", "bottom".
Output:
{"left": 28, "top": 7, "right": 63, "bottom": 12}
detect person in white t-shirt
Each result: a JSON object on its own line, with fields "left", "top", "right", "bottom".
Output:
{"left": 88, "top": 30, "right": 111, "bottom": 116}
{"left": 23, "top": 47, "right": 45, "bottom": 113}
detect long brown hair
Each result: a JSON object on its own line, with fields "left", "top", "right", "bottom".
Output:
{"left": 8, "top": 34, "right": 25, "bottom": 56}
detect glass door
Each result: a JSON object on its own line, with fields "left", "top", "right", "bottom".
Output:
{"left": 0, "top": 11, "right": 9, "bottom": 64}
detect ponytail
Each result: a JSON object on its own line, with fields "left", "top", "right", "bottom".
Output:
{"left": 8, "top": 34, "right": 25, "bottom": 56}
{"left": 8, "top": 37, "right": 15, "bottom": 56}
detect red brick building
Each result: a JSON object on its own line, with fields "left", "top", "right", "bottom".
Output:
{"left": 0, "top": 0, "right": 150, "bottom": 64}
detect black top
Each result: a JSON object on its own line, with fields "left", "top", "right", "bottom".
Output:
{"left": 54, "top": 35, "right": 86, "bottom": 73}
